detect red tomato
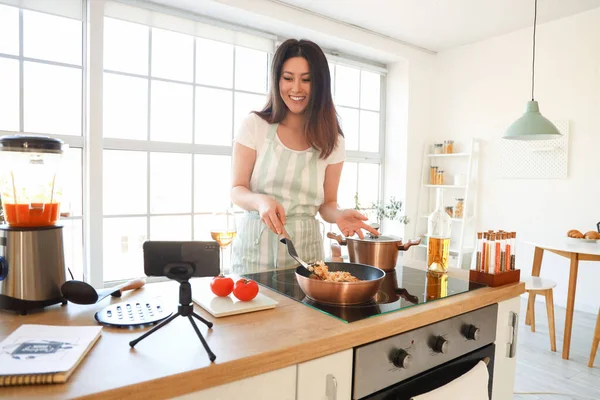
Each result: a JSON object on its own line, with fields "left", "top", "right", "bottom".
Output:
{"left": 232, "top": 279, "right": 259, "bottom": 302}
{"left": 210, "top": 275, "right": 234, "bottom": 297}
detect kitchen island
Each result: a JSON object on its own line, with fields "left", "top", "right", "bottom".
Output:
{"left": 0, "top": 266, "right": 524, "bottom": 400}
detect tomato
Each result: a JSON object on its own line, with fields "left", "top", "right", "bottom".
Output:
{"left": 210, "top": 275, "right": 234, "bottom": 297}
{"left": 232, "top": 279, "right": 259, "bottom": 302}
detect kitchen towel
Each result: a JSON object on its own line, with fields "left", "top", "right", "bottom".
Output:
{"left": 410, "top": 360, "right": 489, "bottom": 400}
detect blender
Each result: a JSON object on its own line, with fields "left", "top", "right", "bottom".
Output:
{"left": 0, "top": 135, "right": 68, "bottom": 315}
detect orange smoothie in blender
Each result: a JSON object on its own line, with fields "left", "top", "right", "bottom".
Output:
{"left": 3, "top": 203, "right": 60, "bottom": 227}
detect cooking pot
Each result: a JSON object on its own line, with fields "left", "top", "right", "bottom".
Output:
{"left": 295, "top": 262, "right": 385, "bottom": 305}
{"left": 327, "top": 232, "right": 421, "bottom": 271}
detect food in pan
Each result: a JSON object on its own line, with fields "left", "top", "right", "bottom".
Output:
{"left": 308, "top": 261, "right": 361, "bottom": 282}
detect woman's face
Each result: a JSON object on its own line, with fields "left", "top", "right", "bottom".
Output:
{"left": 279, "top": 56, "right": 311, "bottom": 115}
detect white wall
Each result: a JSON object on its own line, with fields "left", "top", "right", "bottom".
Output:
{"left": 430, "top": 8, "right": 600, "bottom": 313}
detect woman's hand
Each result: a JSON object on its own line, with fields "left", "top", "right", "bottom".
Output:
{"left": 257, "top": 195, "right": 286, "bottom": 235}
{"left": 335, "top": 209, "right": 379, "bottom": 239}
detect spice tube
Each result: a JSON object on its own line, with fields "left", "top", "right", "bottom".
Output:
{"left": 510, "top": 232, "right": 516, "bottom": 270}
{"left": 481, "top": 233, "right": 487, "bottom": 273}
{"left": 487, "top": 233, "right": 495, "bottom": 274}
{"left": 505, "top": 233, "right": 511, "bottom": 272}
{"left": 476, "top": 232, "right": 482, "bottom": 272}
{"left": 500, "top": 233, "right": 506, "bottom": 273}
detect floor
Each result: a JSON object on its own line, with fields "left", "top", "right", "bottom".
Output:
{"left": 513, "top": 297, "right": 599, "bottom": 400}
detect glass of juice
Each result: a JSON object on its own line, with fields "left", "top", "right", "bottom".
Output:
{"left": 210, "top": 209, "right": 237, "bottom": 275}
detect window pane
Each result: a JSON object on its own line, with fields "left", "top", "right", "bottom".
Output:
{"left": 0, "top": 58, "right": 19, "bottom": 132}
{"left": 150, "top": 215, "right": 192, "bottom": 241}
{"left": 234, "top": 92, "right": 266, "bottom": 135}
{"left": 359, "top": 110, "right": 380, "bottom": 152}
{"left": 103, "top": 217, "right": 146, "bottom": 282}
{"left": 338, "top": 162, "right": 357, "bottom": 210}
{"left": 335, "top": 65, "right": 359, "bottom": 107}
{"left": 103, "top": 73, "right": 148, "bottom": 140}
{"left": 150, "top": 80, "right": 192, "bottom": 143}
{"left": 337, "top": 107, "right": 358, "bottom": 151}
{"left": 195, "top": 155, "right": 231, "bottom": 212}
{"left": 23, "top": 10, "right": 82, "bottom": 65}
{"left": 104, "top": 150, "right": 147, "bottom": 215}
{"left": 24, "top": 62, "right": 81, "bottom": 136}
{"left": 193, "top": 214, "right": 213, "bottom": 240}
{"left": 150, "top": 153, "right": 192, "bottom": 214}
{"left": 195, "top": 86, "right": 232, "bottom": 146}
{"left": 358, "top": 163, "right": 380, "bottom": 208}
{"left": 235, "top": 46, "right": 267, "bottom": 93}
{"left": 151, "top": 28, "right": 193, "bottom": 82}
{"left": 0, "top": 5, "right": 19, "bottom": 55}
{"left": 61, "top": 147, "right": 83, "bottom": 217}
{"left": 360, "top": 71, "right": 380, "bottom": 111}
{"left": 62, "top": 219, "right": 83, "bottom": 281}
{"left": 196, "top": 38, "right": 233, "bottom": 89}
{"left": 104, "top": 18, "right": 148, "bottom": 75}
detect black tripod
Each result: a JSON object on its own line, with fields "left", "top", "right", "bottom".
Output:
{"left": 129, "top": 264, "right": 217, "bottom": 362}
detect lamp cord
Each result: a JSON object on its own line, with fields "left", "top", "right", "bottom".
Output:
{"left": 531, "top": 0, "right": 537, "bottom": 101}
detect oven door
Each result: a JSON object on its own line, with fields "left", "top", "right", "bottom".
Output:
{"left": 360, "top": 344, "right": 495, "bottom": 400}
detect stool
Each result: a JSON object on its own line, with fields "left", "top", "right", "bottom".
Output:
{"left": 524, "top": 277, "right": 557, "bottom": 352}
{"left": 589, "top": 308, "right": 600, "bottom": 367}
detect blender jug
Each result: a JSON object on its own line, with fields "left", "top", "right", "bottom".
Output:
{"left": 0, "top": 135, "right": 67, "bottom": 227}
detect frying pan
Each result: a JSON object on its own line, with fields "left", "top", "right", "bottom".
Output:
{"left": 61, "top": 278, "right": 146, "bottom": 305}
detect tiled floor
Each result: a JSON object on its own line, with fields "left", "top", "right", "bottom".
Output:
{"left": 513, "top": 298, "right": 599, "bottom": 400}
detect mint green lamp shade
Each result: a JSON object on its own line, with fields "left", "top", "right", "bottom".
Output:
{"left": 503, "top": 101, "right": 562, "bottom": 140}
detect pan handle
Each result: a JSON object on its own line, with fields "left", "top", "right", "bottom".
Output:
{"left": 397, "top": 237, "right": 422, "bottom": 251}
{"left": 326, "top": 232, "right": 347, "bottom": 246}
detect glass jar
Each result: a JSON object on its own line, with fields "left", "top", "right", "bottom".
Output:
{"left": 429, "top": 166, "right": 438, "bottom": 184}
{"left": 445, "top": 206, "right": 454, "bottom": 218}
{"left": 432, "top": 143, "right": 443, "bottom": 154}
{"left": 436, "top": 170, "right": 444, "bottom": 185}
{"left": 443, "top": 140, "right": 454, "bottom": 154}
{"left": 454, "top": 198, "right": 464, "bottom": 219}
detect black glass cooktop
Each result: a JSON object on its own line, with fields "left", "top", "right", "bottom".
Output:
{"left": 241, "top": 266, "right": 487, "bottom": 323}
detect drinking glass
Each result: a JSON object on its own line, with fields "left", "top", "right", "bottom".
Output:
{"left": 210, "top": 209, "right": 237, "bottom": 275}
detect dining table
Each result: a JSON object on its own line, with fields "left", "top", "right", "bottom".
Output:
{"left": 524, "top": 237, "right": 600, "bottom": 360}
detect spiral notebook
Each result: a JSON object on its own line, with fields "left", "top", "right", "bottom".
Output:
{"left": 0, "top": 324, "right": 102, "bottom": 386}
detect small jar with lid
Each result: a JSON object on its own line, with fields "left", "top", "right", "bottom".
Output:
{"left": 429, "top": 166, "right": 438, "bottom": 184}
{"left": 436, "top": 170, "right": 444, "bottom": 185}
{"left": 432, "top": 143, "right": 443, "bottom": 154}
{"left": 443, "top": 140, "right": 454, "bottom": 154}
{"left": 454, "top": 198, "right": 464, "bottom": 218}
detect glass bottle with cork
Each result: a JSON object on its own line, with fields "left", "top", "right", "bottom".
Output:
{"left": 427, "top": 188, "right": 451, "bottom": 273}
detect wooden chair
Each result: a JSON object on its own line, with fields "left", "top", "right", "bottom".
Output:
{"left": 589, "top": 308, "right": 600, "bottom": 368}
{"left": 524, "top": 277, "right": 557, "bottom": 352}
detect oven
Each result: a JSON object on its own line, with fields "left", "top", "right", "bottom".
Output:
{"left": 353, "top": 304, "right": 498, "bottom": 399}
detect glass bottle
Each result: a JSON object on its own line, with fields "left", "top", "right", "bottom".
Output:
{"left": 427, "top": 188, "right": 451, "bottom": 273}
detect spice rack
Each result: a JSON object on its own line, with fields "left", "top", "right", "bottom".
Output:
{"left": 412, "top": 138, "right": 480, "bottom": 269}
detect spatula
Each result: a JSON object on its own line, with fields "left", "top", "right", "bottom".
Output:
{"left": 279, "top": 237, "right": 313, "bottom": 272}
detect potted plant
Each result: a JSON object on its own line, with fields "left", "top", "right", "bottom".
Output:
{"left": 353, "top": 193, "right": 410, "bottom": 228}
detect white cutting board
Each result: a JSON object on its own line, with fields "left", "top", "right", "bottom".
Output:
{"left": 191, "top": 277, "right": 278, "bottom": 318}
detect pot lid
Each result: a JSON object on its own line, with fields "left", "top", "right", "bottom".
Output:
{"left": 0, "top": 135, "right": 65, "bottom": 153}
{"left": 348, "top": 234, "right": 402, "bottom": 243}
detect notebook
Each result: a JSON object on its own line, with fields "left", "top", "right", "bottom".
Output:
{"left": 0, "top": 324, "right": 102, "bottom": 386}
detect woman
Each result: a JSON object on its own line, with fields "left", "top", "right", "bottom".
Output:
{"left": 230, "top": 39, "right": 378, "bottom": 272}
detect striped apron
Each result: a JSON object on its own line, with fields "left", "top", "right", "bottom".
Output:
{"left": 231, "top": 122, "right": 325, "bottom": 273}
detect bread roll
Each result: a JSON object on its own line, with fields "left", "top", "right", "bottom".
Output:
{"left": 567, "top": 229, "right": 584, "bottom": 238}
{"left": 584, "top": 231, "right": 600, "bottom": 240}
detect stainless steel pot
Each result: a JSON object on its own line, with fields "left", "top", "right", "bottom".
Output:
{"left": 327, "top": 232, "right": 421, "bottom": 271}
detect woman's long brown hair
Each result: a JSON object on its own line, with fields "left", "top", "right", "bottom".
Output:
{"left": 254, "top": 39, "right": 343, "bottom": 159}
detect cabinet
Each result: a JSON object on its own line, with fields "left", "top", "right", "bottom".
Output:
{"left": 412, "top": 139, "right": 480, "bottom": 269}
{"left": 297, "top": 349, "right": 353, "bottom": 400}
{"left": 172, "top": 365, "right": 296, "bottom": 400}
{"left": 492, "top": 296, "right": 520, "bottom": 400}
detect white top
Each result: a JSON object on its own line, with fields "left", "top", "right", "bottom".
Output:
{"left": 525, "top": 277, "right": 557, "bottom": 291}
{"left": 524, "top": 238, "right": 600, "bottom": 256}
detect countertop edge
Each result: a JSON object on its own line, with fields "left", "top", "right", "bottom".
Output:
{"left": 75, "top": 282, "right": 525, "bottom": 400}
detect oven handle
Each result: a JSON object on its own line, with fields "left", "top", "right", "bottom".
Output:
{"left": 325, "top": 373, "right": 337, "bottom": 400}
{"left": 508, "top": 311, "right": 519, "bottom": 358}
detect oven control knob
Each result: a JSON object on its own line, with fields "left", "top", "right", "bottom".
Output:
{"left": 433, "top": 337, "right": 449, "bottom": 354}
{"left": 392, "top": 349, "right": 413, "bottom": 369}
{"left": 465, "top": 325, "right": 480, "bottom": 341}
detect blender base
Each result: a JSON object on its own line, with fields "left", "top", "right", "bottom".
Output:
{"left": 0, "top": 294, "right": 67, "bottom": 315}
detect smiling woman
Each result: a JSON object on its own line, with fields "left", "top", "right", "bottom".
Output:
{"left": 230, "top": 39, "right": 379, "bottom": 273}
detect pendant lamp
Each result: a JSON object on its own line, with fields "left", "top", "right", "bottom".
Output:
{"left": 503, "top": 0, "right": 561, "bottom": 140}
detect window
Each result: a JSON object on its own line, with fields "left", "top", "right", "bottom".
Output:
{"left": 99, "top": 3, "right": 271, "bottom": 282}
{"left": 0, "top": 1, "right": 84, "bottom": 280}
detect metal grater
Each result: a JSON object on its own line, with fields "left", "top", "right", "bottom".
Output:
{"left": 94, "top": 300, "right": 173, "bottom": 328}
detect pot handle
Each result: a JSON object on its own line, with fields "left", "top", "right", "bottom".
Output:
{"left": 397, "top": 237, "right": 422, "bottom": 251}
{"left": 326, "top": 232, "right": 347, "bottom": 246}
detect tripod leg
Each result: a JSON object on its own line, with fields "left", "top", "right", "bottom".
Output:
{"left": 191, "top": 312, "right": 213, "bottom": 329}
{"left": 130, "top": 312, "right": 180, "bottom": 348}
{"left": 188, "top": 316, "right": 217, "bottom": 362}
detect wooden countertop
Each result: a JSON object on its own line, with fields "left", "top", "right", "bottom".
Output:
{"left": 0, "top": 266, "right": 524, "bottom": 400}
